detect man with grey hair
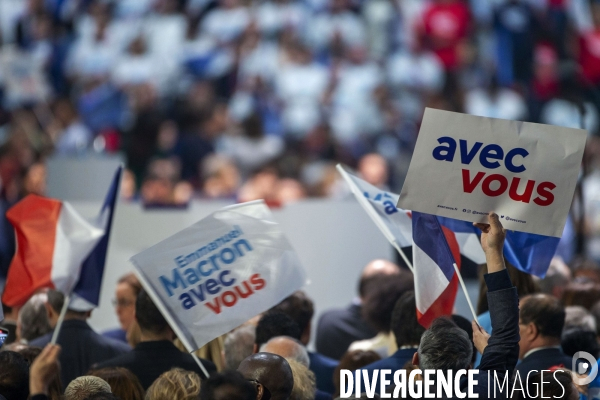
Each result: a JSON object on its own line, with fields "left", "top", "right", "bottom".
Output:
{"left": 17, "top": 293, "right": 51, "bottom": 343}
{"left": 224, "top": 324, "right": 256, "bottom": 370}
{"left": 64, "top": 376, "right": 112, "bottom": 400}
{"left": 565, "top": 305, "right": 597, "bottom": 331}
{"left": 411, "top": 213, "right": 519, "bottom": 398}
{"left": 260, "top": 336, "right": 310, "bottom": 367}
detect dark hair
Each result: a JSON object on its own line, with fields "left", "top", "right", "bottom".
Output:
{"left": 270, "top": 291, "right": 314, "bottom": 334}
{"left": 0, "top": 351, "right": 29, "bottom": 400}
{"left": 451, "top": 315, "right": 476, "bottom": 363}
{"left": 391, "top": 291, "right": 424, "bottom": 347}
{"left": 16, "top": 346, "right": 62, "bottom": 400}
{"left": 333, "top": 351, "right": 381, "bottom": 398}
{"left": 118, "top": 273, "right": 142, "bottom": 297}
{"left": 135, "top": 290, "right": 169, "bottom": 335}
{"left": 362, "top": 271, "right": 414, "bottom": 332}
{"left": 200, "top": 370, "right": 256, "bottom": 400}
{"left": 561, "top": 328, "right": 599, "bottom": 358}
{"left": 520, "top": 294, "right": 565, "bottom": 339}
{"left": 88, "top": 368, "right": 145, "bottom": 400}
{"left": 477, "top": 262, "right": 538, "bottom": 314}
{"left": 47, "top": 289, "right": 64, "bottom": 314}
{"left": 418, "top": 318, "right": 472, "bottom": 371}
{"left": 562, "top": 282, "right": 600, "bottom": 310}
{"left": 85, "top": 393, "right": 120, "bottom": 400}
{"left": 255, "top": 312, "right": 301, "bottom": 349}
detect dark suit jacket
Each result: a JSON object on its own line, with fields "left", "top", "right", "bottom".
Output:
{"left": 29, "top": 320, "right": 131, "bottom": 386}
{"left": 515, "top": 348, "right": 572, "bottom": 376}
{"left": 316, "top": 303, "right": 377, "bottom": 360}
{"left": 309, "top": 351, "right": 339, "bottom": 394}
{"left": 95, "top": 340, "right": 216, "bottom": 389}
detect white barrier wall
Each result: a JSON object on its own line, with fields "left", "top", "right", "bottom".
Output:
{"left": 73, "top": 199, "right": 479, "bottom": 349}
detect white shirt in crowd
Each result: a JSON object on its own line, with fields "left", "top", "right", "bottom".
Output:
{"left": 465, "top": 88, "right": 528, "bottom": 121}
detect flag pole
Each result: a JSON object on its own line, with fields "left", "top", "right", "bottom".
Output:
{"left": 50, "top": 294, "right": 70, "bottom": 345}
{"left": 133, "top": 269, "right": 210, "bottom": 379}
{"left": 452, "top": 263, "right": 478, "bottom": 323}
{"left": 391, "top": 240, "right": 414, "bottom": 273}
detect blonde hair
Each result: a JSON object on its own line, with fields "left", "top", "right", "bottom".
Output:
{"left": 145, "top": 368, "right": 201, "bottom": 400}
{"left": 286, "top": 359, "right": 316, "bottom": 400}
{"left": 64, "top": 376, "right": 112, "bottom": 400}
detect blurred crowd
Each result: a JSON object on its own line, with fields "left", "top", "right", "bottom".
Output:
{"left": 0, "top": 0, "right": 599, "bottom": 206}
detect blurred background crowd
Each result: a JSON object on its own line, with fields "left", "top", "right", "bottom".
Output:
{"left": 0, "top": 0, "right": 599, "bottom": 262}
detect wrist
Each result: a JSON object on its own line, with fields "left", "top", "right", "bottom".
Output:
{"left": 30, "top": 382, "right": 48, "bottom": 396}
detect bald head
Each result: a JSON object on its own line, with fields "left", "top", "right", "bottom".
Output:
{"left": 238, "top": 353, "right": 294, "bottom": 400}
{"left": 359, "top": 259, "right": 399, "bottom": 299}
{"left": 260, "top": 336, "right": 310, "bottom": 367}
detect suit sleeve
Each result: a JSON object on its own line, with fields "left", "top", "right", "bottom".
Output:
{"left": 477, "top": 270, "right": 520, "bottom": 373}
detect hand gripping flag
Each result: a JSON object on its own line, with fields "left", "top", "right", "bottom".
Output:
{"left": 412, "top": 211, "right": 460, "bottom": 328}
{"left": 1, "top": 195, "right": 105, "bottom": 307}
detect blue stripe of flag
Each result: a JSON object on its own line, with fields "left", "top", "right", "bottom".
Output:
{"left": 412, "top": 211, "right": 456, "bottom": 282}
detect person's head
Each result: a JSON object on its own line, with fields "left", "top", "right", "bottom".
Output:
{"left": 135, "top": 290, "right": 173, "bottom": 341}
{"left": 64, "top": 376, "right": 112, "bottom": 400}
{"left": 254, "top": 312, "right": 301, "bottom": 353}
{"left": 88, "top": 368, "right": 145, "bottom": 400}
{"left": 0, "top": 351, "right": 29, "bottom": 400}
{"left": 519, "top": 294, "right": 566, "bottom": 359}
{"left": 391, "top": 291, "right": 424, "bottom": 348}
{"left": 358, "top": 154, "right": 388, "bottom": 188}
{"left": 145, "top": 368, "right": 201, "bottom": 400}
{"left": 114, "top": 273, "right": 142, "bottom": 332}
{"left": 237, "top": 353, "right": 294, "bottom": 400}
{"left": 362, "top": 271, "right": 414, "bottom": 333}
{"left": 46, "top": 290, "right": 90, "bottom": 326}
{"left": 333, "top": 351, "right": 381, "bottom": 398}
{"left": 565, "top": 306, "right": 597, "bottom": 332}
{"left": 536, "top": 257, "right": 571, "bottom": 299}
{"left": 477, "top": 262, "right": 538, "bottom": 315}
{"left": 260, "top": 336, "right": 310, "bottom": 367}
{"left": 562, "top": 282, "right": 600, "bottom": 309}
{"left": 562, "top": 327, "right": 599, "bottom": 358}
{"left": 16, "top": 346, "right": 62, "bottom": 399}
{"left": 450, "top": 315, "right": 476, "bottom": 364}
{"left": 224, "top": 325, "right": 256, "bottom": 370}
{"left": 17, "top": 292, "right": 51, "bottom": 342}
{"left": 270, "top": 291, "right": 313, "bottom": 345}
{"left": 200, "top": 370, "right": 255, "bottom": 400}
{"left": 413, "top": 318, "right": 472, "bottom": 371}
{"left": 517, "top": 370, "right": 579, "bottom": 400}
{"left": 358, "top": 260, "right": 400, "bottom": 300}
{"left": 286, "top": 359, "right": 316, "bottom": 400}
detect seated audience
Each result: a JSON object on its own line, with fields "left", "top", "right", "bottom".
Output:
{"left": 411, "top": 213, "right": 519, "bottom": 396}
{"left": 271, "top": 291, "right": 339, "bottom": 394}
{"left": 316, "top": 259, "right": 399, "bottom": 360}
{"left": 29, "top": 290, "right": 130, "bottom": 386}
{"left": 103, "top": 273, "right": 142, "bottom": 344}
{"left": 95, "top": 290, "right": 215, "bottom": 389}
{"left": 348, "top": 270, "right": 414, "bottom": 357}
{"left": 88, "top": 367, "right": 145, "bottom": 400}
{"left": 224, "top": 325, "right": 256, "bottom": 370}
{"left": 333, "top": 351, "right": 381, "bottom": 398}
{"left": 145, "top": 368, "right": 201, "bottom": 400}
{"left": 64, "top": 376, "right": 112, "bottom": 400}
{"left": 357, "top": 291, "right": 424, "bottom": 380}
{"left": 17, "top": 293, "right": 51, "bottom": 343}
{"left": 517, "top": 294, "right": 572, "bottom": 375}
{"left": 199, "top": 370, "right": 256, "bottom": 400}
{"left": 0, "top": 351, "right": 29, "bottom": 400}
{"left": 237, "top": 353, "right": 294, "bottom": 400}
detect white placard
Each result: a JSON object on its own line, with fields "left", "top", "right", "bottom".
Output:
{"left": 398, "top": 108, "right": 586, "bottom": 237}
{"left": 130, "top": 200, "right": 307, "bottom": 351}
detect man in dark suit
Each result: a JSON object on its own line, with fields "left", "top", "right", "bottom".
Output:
{"left": 515, "top": 294, "right": 572, "bottom": 375}
{"left": 315, "top": 259, "right": 399, "bottom": 360}
{"left": 30, "top": 290, "right": 130, "bottom": 386}
{"left": 270, "top": 291, "right": 339, "bottom": 394}
{"left": 95, "top": 290, "right": 215, "bottom": 389}
{"left": 410, "top": 213, "right": 520, "bottom": 399}
{"left": 358, "top": 290, "right": 423, "bottom": 379}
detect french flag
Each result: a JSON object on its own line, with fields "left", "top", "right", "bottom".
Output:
{"left": 412, "top": 211, "right": 460, "bottom": 328}
{"left": 1, "top": 166, "right": 122, "bottom": 308}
